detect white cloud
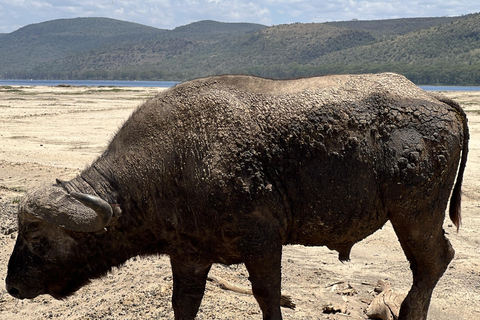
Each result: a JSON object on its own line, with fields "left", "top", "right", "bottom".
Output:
{"left": 165, "top": 0, "right": 271, "bottom": 25}
{"left": 262, "top": 0, "right": 477, "bottom": 24}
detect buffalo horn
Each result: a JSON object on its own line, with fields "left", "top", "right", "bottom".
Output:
{"left": 69, "top": 192, "right": 113, "bottom": 228}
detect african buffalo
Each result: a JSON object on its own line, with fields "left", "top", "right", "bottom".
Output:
{"left": 6, "top": 73, "right": 468, "bottom": 320}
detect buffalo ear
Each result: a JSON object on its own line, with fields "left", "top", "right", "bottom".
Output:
{"left": 19, "top": 185, "right": 112, "bottom": 233}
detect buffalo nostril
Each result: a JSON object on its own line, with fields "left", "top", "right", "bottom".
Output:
{"left": 7, "top": 285, "right": 20, "bottom": 298}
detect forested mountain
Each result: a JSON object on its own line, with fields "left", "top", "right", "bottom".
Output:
{"left": 325, "top": 14, "right": 474, "bottom": 38}
{"left": 313, "top": 13, "right": 480, "bottom": 84}
{"left": 0, "top": 18, "right": 166, "bottom": 75}
{"left": 1, "top": 14, "right": 479, "bottom": 84}
{"left": 169, "top": 20, "right": 266, "bottom": 40}
{"left": 0, "top": 18, "right": 266, "bottom": 80}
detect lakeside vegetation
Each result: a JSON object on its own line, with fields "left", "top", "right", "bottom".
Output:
{"left": 1, "top": 14, "right": 480, "bottom": 85}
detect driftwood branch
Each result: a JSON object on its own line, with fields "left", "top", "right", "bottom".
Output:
{"left": 207, "top": 275, "right": 296, "bottom": 309}
{"left": 366, "top": 280, "right": 406, "bottom": 320}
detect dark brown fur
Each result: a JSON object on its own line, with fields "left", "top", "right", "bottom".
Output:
{"left": 6, "top": 73, "right": 468, "bottom": 320}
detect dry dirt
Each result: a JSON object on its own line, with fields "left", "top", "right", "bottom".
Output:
{"left": 0, "top": 85, "right": 479, "bottom": 319}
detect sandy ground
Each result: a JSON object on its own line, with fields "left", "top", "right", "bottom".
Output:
{"left": 0, "top": 85, "right": 479, "bottom": 319}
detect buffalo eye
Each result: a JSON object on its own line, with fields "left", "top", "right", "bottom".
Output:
{"left": 22, "top": 222, "right": 43, "bottom": 243}
{"left": 25, "top": 230, "right": 43, "bottom": 243}
{"left": 65, "top": 230, "right": 87, "bottom": 239}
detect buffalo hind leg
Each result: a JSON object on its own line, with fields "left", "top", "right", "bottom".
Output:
{"left": 170, "top": 257, "right": 212, "bottom": 320}
{"left": 244, "top": 249, "right": 283, "bottom": 320}
{"left": 390, "top": 210, "right": 455, "bottom": 320}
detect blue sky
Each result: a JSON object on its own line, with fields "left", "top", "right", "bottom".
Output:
{"left": 0, "top": 0, "right": 478, "bottom": 33}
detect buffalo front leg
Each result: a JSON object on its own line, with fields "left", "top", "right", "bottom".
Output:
{"left": 170, "top": 257, "right": 212, "bottom": 320}
{"left": 390, "top": 209, "right": 455, "bottom": 320}
{"left": 244, "top": 248, "right": 283, "bottom": 320}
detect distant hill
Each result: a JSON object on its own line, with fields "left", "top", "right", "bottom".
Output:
{"left": 317, "top": 13, "right": 480, "bottom": 64}
{"left": 20, "top": 19, "right": 267, "bottom": 80}
{"left": 147, "top": 23, "right": 377, "bottom": 79}
{"left": 0, "top": 17, "right": 166, "bottom": 77}
{"left": 0, "top": 18, "right": 267, "bottom": 80}
{"left": 325, "top": 14, "right": 474, "bottom": 38}
{"left": 312, "top": 13, "right": 480, "bottom": 84}
{"left": 170, "top": 20, "right": 266, "bottom": 40}
{"left": 1, "top": 14, "right": 480, "bottom": 84}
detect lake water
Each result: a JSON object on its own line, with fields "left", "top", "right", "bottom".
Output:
{"left": 1, "top": 79, "right": 480, "bottom": 91}
{"left": 419, "top": 85, "right": 480, "bottom": 91}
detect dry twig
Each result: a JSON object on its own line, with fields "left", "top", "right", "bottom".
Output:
{"left": 207, "top": 275, "right": 296, "bottom": 309}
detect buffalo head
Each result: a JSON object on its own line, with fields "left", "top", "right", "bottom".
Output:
{"left": 5, "top": 184, "right": 113, "bottom": 299}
